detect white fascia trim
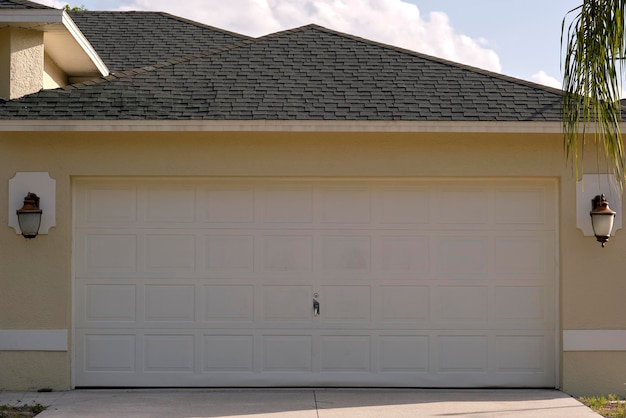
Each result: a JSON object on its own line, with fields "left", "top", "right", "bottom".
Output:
{"left": 563, "top": 330, "right": 626, "bottom": 351}
{"left": 61, "top": 11, "right": 109, "bottom": 76}
{"left": 0, "top": 329, "right": 67, "bottom": 351}
{"left": 0, "top": 120, "right": 565, "bottom": 133}
{"left": 0, "top": 9, "right": 64, "bottom": 24}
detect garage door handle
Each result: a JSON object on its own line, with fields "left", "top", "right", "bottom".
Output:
{"left": 313, "top": 299, "right": 320, "bottom": 317}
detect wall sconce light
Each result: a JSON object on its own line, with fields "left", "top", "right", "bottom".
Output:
{"left": 590, "top": 194, "right": 616, "bottom": 247}
{"left": 16, "top": 192, "right": 43, "bottom": 239}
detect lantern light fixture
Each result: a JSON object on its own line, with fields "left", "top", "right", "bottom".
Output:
{"left": 590, "top": 194, "right": 616, "bottom": 248}
{"left": 16, "top": 192, "right": 42, "bottom": 239}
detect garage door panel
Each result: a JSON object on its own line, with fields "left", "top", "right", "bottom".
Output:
{"left": 261, "top": 188, "right": 314, "bottom": 224}
{"left": 76, "top": 232, "right": 138, "bottom": 275}
{"left": 380, "top": 335, "right": 430, "bottom": 372}
{"left": 205, "top": 234, "right": 255, "bottom": 272}
{"left": 495, "top": 189, "right": 550, "bottom": 226}
{"left": 74, "top": 178, "right": 557, "bottom": 387}
{"left": 437, "top": 335, "right": 489, "bottom": 373}
{"left": 204, "top": 188, "right": 255, "bottom": 223}
{"left": 321, "top": 189, "right": 371, "bottom": 224}
{"left": 203, "top": 335, "right": 254, "bottom": 372}
{"left": 263, "top": 235, "right": 313, "bottom": 272}
{"left": 437, "top": 286, "right": 488, "bottom": 322}
{"left": 263, "top": 285, "right": 312, "bottom": 322}
{"left": 145, "top": 285, "right": 196, "bottom": 322}
{"left": 321, "top": 336, "right": 371, "bottom": 371}
{"left": 380, "top": 286, "right": 430, "bottom": 322}
{"left": 145, "top": 187, "right": 196, "bottom": 223}
{"left": 145, "top": 235, "right": 196, "bottom": 272}
{"left": 495, "top": 335, "right": 546, "bottom": 373}
{"left": 435, "top": 237, "right": 489, "bottom": 276}
{"left": 380, "top": 236, "right": 430, "bottom": 274}
{"left": 78, "top": 185, "right": 137, "bottom": 224}
{"left": 204, "top": 285, "right": 254, "bottom": 321}
{"left": 434, "top": 190, "right": 489, "bottom": 225}
{"left": 494, "top": 286, "right": 545, "bottom": 321}
{"left": 144, "top": 335, "right": 195, "bottom": 372}
{"left": 82, "top": 333, "right": 137, "bottom": 372}
{"left": 495, "top": 237, "right": 548, "bottom": 275}
{"left": 380, "top": 189, "right": 430, "bottom": 224}
{"left": 83, "top": 284, "right": 137, "bottom": 322}
{"left": 320, "top": 285, "right": 371, "bottom": 322}
{"left": 322, "top": 236, "right": 371, "bottom": 272}
{"left": 262, "top": 336, "right": 313, "bottom": 372}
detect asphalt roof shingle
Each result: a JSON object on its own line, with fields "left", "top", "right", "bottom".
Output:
{"left": 0, "top": 0, "right": 53, "bottom": 9}
{"left": 69, "top": 11, "right": 251, "bottom": 71}
{"left": 0, "top": 14, "right": 564, "bottom": 121}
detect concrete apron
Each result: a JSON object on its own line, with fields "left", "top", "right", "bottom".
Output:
{"left": 0, "top": 389, "right": 600, "bottom": 417}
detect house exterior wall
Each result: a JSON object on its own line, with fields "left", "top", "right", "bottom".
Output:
{"left": 0, "top": 130, "right": 622, "bottom": 395}
{"left": 0, "top": 28, "right": 44, "bottom": 99}
{"left": 0, "top": 29, "right": 9, "bottom": 100}
{"left": 43, "top": 53, "right": 67, "bottom": 89}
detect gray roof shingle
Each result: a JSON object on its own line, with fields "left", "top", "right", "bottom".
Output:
{"left": 69, "top": 11, "right": 251, "bottom": 71}
{"left": 0, "top": 23, "right": 564, "bottom": 121}
{"left": 0, "top": 0, "right": 53, "bottom": 9}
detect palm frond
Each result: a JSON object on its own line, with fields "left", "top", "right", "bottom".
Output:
{"left": 562, "top": 0, "right": 626, "bottom": 189}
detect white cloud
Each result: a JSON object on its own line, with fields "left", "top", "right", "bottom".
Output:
{"left": 35, "top": 0, "right": 67, "bottom": 7}
{"left": 114, "top": 0, "right": 502, "bottom": 73}
{"left": 531, "top": 70, "right": 562, "bottom": 89}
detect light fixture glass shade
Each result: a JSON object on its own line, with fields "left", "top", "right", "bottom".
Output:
{"left": 590, "top": 194, "right": 616, "bottom": 247}
{"left": 16, "top": 193, "right": 42, "bottom": 239}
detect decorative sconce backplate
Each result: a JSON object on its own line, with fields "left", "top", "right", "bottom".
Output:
{"left": 8, "top": 172, "right": 56, "bottom": 236}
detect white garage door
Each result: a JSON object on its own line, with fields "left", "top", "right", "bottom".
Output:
{"left": 73, "top": 178, "right": 557, "bottom": 387}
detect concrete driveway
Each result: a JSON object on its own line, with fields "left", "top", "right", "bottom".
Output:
{"left": 1, "top": 389, "right": 600, "bottom": 417}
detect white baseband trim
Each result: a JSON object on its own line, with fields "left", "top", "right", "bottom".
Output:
{"left": 563, "top": 330, "right": 626, "bottom": 351}
{"left": 0, "top": 329, "right": 67, "bottom": 351}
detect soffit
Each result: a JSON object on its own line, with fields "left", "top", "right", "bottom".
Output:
{"left": 0, "top": 9, "right": 108, "bottom": 77}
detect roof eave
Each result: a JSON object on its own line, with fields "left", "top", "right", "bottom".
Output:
{"left": 0, "top": 9, "right": 109, "bottom": 77}
{"left": 0, "top": 120, "right": 565, "bottom": 133}
{"left": 61, "top": 10, "right": 109, "bottom": 76}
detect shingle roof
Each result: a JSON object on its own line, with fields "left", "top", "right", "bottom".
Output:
{"left": 0, "top": 0, "right": 53, "bottom": 9}
{"left": 0, "top": 24, "right": 563, "bottom": 121}
{"left": 69, "top": 11, "right": 251, "bottom": 72}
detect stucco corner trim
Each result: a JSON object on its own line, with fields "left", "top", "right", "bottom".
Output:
{"left": 0, "top": 329, "right": 67, "bottom": 351}
{"left": 563, "top": 330, "right": 626, "bottom": 351}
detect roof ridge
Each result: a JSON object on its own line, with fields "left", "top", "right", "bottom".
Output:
{"left": 156, "top": 11, "right": 252, "bottom": 40}
{"left": 301, "top": 24, "right": 564, "bottom": 96}
{"left": 60, "top": 22, "right": 564, "bottom": 98}
{"left": 70, "top": 10, "right": 252, "bottom": 40}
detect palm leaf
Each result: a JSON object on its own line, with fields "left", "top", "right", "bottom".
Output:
{"left": 562, "top": 0, "right": 626, "bottom": 188}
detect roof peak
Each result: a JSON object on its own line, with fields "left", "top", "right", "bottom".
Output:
{"left": 268, "top": 24, "right": 563, "bottom": 95}
{"left": 63, "top": 21, "right": 562, "bottom": 98}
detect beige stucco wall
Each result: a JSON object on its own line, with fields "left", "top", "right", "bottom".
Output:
{"left": 0, "top": 129, "right": 624, "bottom": 393}
{"left": 43, "top": 53, "right": 67, "bottom": 89}
{"left": 0, "top": 27, "right": 44, "bottom": 99}
{"left": 564, "top": 352, "right": 626, "bottom": 397}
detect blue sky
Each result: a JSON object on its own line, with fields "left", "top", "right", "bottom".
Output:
{"left": 46, "top": 0, "right": 583, "bottom": 88}
{"left": 410, "top": 1, "right": 581, "bottom": 85}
